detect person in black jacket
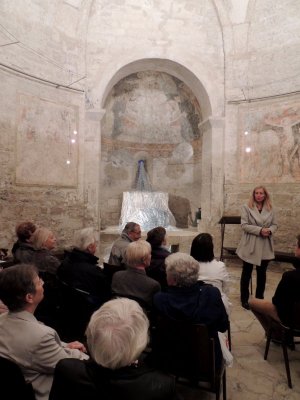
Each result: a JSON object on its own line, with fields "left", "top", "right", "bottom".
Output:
{"left": 11, "top": 221, "right": 37, "bottom": 263}
{"left": 249, "top": 234, "right": 300, "bottom": 334}
{"left": 49, "top": 298, "right": 178, "bottom": 400}
{"left": 57, "top": 227, "right": 111, "bottom": 308}
{"left": 146, "top": 226, "right": 170, "bottom": 289}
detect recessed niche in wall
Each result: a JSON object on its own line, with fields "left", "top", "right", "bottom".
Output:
{"left": 100, "top": 70, "right": 203, "bottom": 226}
{"left": 16, "top": 93, "right": 78, "bottom": 187}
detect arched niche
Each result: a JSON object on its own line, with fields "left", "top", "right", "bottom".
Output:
{"left": 98, "top": 63, "right": 211, "bottom": 228}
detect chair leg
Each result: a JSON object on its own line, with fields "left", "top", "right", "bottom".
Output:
{"left": 227, "top": 323, "right": 232, "bottom": 351}
{"left": 282, "top": 343, "right": 292, "bottom": 388}
{"left": 264, "top": 328, "right": 272, "bottom": 360}
{"left": 222, "top": 369, "right": 226, "bottom": 400}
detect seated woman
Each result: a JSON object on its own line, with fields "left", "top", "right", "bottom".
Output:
{"left": 11, "top": 221, "right": 37, "bottom": 263}
{"left": 57, "top": 227, "right": 111, "bottom": 308}
{"left": 146, "top": 226, "right": 170, "bottom": 289}
{"left": 153, "top": 253, "right": 229, "bottom": 368}
{"left": 49, "top": 298, "right": 178, "bottom": 400}
{"left": 190, "top": 233, "right": 231, "bottom": 314}
{"left": 31, "top": 227, "right": 60, "bottom": 275}
{"left": 112, "top": 240, "right": 161, "bottom": 308}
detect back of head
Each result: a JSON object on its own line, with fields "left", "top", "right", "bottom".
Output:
{"left": 190, "top": 233, "right": 214, "bottom": 262}
{"left": 165, "top": 252, "right": 199, "bottom": 287}
{"left": 74, "top": 227, "right": 95, "bottom": 251}
{"left": 0, "top": 264, "right": 37, "bottom": 311}
{"left": 126, "top": 240, "right": 151, "bottom": 268}
{"left": 86, "top": 298, "right": 149, "bottom": 369}
{"left": 16, "top": 222, "right": 36, "bottom": 242}
{"left": 31, "top": 227, "right": 52, "bottom": 249}
{"left": 146, "top": 226, "right": 166, "bottom": 248}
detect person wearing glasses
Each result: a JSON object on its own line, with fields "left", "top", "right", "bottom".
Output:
{"left": 108, "top": 222, "right": 142, "bottom": 267}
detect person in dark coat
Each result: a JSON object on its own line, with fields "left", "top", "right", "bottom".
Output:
{"left": 249, "top": 234, "right": 300, "bottom": 334}
{"left": 112, "top": 240, "right": 160, "bottom": 308}
{"left": 153, "top": 252, "right": 229, "bottom": 367}
{"left": 49, "top": 298, "right": 178, "bottom": 400}
{"left": 146, "top": 226, "right": 170, "bottom": 290}
{"left": 57, "top": 227, "right": 111, "bottom": 308}
{"left": 11, "top": 221, "right": 37, "bottom": 263}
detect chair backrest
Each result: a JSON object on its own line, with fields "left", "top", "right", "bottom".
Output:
{"left": 55, "top": 280, "right": 96, "bottom": 342}
{"left": 152, "top": 317, "right": 215, "bottom": 383}
{"left": 103, "top": 262, "right": 126, "bottom": 284}
{"left": 0, "top": 356, "right": 35, "bottom": 400}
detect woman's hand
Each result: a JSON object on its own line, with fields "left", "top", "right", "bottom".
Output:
{"left": 67, "top": 341, "right": 87, "bottom": 353}
{"left": 261, "top": 228, "right": 271, "bottom": 237}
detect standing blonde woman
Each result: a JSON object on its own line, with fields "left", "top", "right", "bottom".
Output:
{"left": 236, "top": 186, "right": 278, "bottom": 310}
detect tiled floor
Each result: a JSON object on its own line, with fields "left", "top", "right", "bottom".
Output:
{"left": 177, "top": 261, "right": 300, "bottom": 400}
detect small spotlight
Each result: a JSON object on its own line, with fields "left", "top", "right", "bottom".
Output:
{"left": 66, "top": 159, "right": 71, "bottom": 164}
{"left": 71, "top": 139, "right": 76, "bottom": 144}
{"left": 73, "top": 130, "right": 77, "bottom": 135}
{"left": 245, "top": 147, "right": 251, "bottom": 153}
{"left": 244, "top": 130, "right": 249, "bottom": 135}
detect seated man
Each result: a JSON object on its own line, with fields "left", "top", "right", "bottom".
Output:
{"left": 49, "top": 298, "right": 178, "bottom": 400}
{"left": 153, "top": 252, "right": 229, "bottom": 366}
{"left": 112, "top": 240, "right": 161, "bottom": 307}
{"left": 11, "top": 221, "right": 37, "bottom": 263}
{"left": 108, "top": 222, "right": 141, "bottom": 266}
{"left": 249, "top": 234, "right": 300, "bottom": 335}
{"left": 0, "top": 264, "right": 88, "bottom": 400}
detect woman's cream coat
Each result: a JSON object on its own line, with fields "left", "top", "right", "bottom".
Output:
{"left": 236, "top": 204, "right": 278, "bottom": 266}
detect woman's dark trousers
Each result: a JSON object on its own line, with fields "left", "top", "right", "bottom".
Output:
{"left": 240, "top": 260, "right": 269, "bottom": 303}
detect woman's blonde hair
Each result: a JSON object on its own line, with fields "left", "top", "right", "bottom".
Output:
{"left": 31, "top": 227, "right": 53, "bottom": 249}
{"left": 248, "top": 186, "right": 272, "bottom": 210}
{"left": 86, "top": 298, "right": 149, "bottom": 370}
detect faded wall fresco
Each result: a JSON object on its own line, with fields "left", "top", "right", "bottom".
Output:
{"left": 16, "top": 93, "right": 78, "bottom": 187}
{"left": 239, "top": 100, "right": 300, "bottom": 183}
{"left": 101, "top": 71, "right": 203, "bottom": 227}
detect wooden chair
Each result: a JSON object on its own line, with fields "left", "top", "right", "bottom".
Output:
{"left": 0, "top": 356, "right": 35, "bottom": 400}
{"left": 151, "top": 317, "right": 226, "bottom": 400}
{"left": 103, "top": 262, "right": 125, "bottom": 284}
{"left": 264, "top": 301, "right": 300, "bottom": 388}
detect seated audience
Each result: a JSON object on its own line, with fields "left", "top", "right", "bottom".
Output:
{"left": 108, "top": 222, "right": 141, "bottom": 266}
{"left": 146, "top": 226, "right": 170, "bottom": 289}
{"left": 50, "top": 298, "right": 178, "bottom": 400}
{"left": 112, "top": 240, "right": 161, "bottom": 307}
{"left": 249, "top": 234, "right": 300, "bottom": 338}
{"left": 153, "top": 253, "right": 229, "bottom": 366}
{"left": 57, "top": 227, "right": 111, "bottom": 307}
{"left": 191, "top": 232, "right": 231, "bottom": 314}
{"left": 11, "top": 221, "right": 37, "bottom": 263}
{"left": 31, "top": 227, "right": 60, "bottom": 274}
{"left": 0, "top": 264, "right": 88, "bottom": 400}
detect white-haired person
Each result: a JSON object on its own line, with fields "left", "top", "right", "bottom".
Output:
{"left": 153, "top": 252, "right": 229, "bottom": 368}
{"left": 49, "top": 298, "right": 178, "bottom": 400}
{"left": 0, "top": 264, "right": 88, "bottom": 400}
{"left": 57, "top": 227, "right": 111, "bottom": 308}
{"left": 31, "top": 227, "right": 60, "bottom": 275}
{"left": 112, "top": 240, "right": 161, "bottom": 307}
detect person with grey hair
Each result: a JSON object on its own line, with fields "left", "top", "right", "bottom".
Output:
{"left": 112, "top": 240, "right": 161, "bottom": 307}
{"left": 108, "top": 222, "right": 142, "bottom": 266}
{"left": 49, "top": 298, "right": 178, "bottom": 400}
{"left": 57, "top": 227, "right": 111, "bottom": 308}
{"left": 0, "top": 264, "right": 88, "bottom": 400}
{"left": 153, "top": 252, "right": 228, "bottom": 367}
